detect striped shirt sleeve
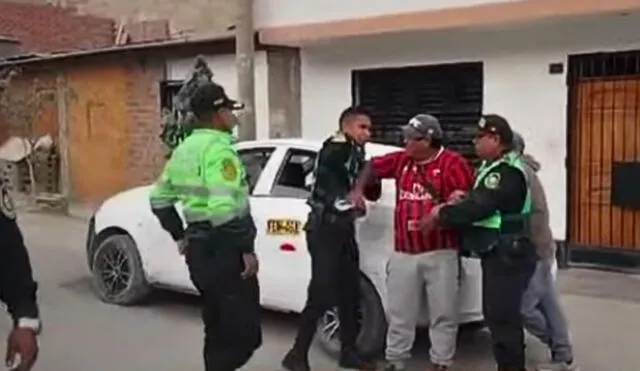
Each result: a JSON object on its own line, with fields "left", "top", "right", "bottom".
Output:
{"left": 371, "top": 151, "right": 404, "bottom": 179}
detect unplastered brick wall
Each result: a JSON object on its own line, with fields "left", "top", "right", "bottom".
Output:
{"left": 124, "top": 57, "right": 166, "bottom": 187}
{"left": 56, "top": 0, "right": 235, "bottom": 38}
{"left": 0, "top": 1, "right": 114, "bottom": 54}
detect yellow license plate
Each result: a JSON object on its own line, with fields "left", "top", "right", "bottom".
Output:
{"left": 266, "top": 219, "right": 301, "bottom": 235}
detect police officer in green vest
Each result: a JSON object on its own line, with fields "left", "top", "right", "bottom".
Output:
{"left": 149, "top": 81, "right": 262, "bottom": 371}
{"left": 421, "top": 114, "right": 538, "bottom": 371}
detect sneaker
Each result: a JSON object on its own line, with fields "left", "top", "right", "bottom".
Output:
{"left": 382, "top": 361, "right": 406, "bottom": 371}
{"left": 536, "top": 360, "right": 580, "bottom": 371}
{"left": 281, "top": 349, "right": 310, "bottom": 371}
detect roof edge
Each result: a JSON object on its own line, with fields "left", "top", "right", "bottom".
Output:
{"left": 0, "top": 36, "right": 20, "bottom": 44}
{"left": 0, "top": 31, "right": 268, "bottom": 68}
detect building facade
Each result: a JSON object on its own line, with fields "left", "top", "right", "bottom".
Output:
{"left": 256, "top": 0, "right": 640, "bottom": 266}
{"left": 0, "top": 35, "right": 300, "bottom": 204}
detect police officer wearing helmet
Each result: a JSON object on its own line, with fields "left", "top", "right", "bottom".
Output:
{"left": 421, "top": 114, "right": 537, "bottom": 371}
{"left": 149, "top": 81, "right": 261, "bottom": 371}
{"left": 282, "top": 106, "right": 380, "bottom": 371}
{"left": 0, "top": 184, "right": 41, "bottom": 371}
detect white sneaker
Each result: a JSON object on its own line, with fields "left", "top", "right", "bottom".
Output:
{"left": 536, "top": 360, "right": 580, "bottom": 371}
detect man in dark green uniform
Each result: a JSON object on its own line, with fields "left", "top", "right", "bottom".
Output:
{"left": 421, "top": 114, "right": 537, "bottom": 371}
{"left": 149, "top": 81, "right": 261, "bottom": 371}
{"left": 282, "top": 106, "right": 380, "bottom": 371}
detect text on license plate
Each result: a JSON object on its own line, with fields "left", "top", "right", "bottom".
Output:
{"left": 266, "top": 219, "right": 301, "bottom": 235}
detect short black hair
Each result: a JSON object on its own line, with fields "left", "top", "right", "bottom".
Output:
{"left": 338, "top": 106, "right": 371, "bottom": 128}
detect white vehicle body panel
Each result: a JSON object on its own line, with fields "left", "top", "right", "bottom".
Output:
{"left": 92, "top": 139, "right": 484, "bottom": 324}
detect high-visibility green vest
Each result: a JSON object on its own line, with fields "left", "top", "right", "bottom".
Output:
{"left": 149, "top": 128, "right": 250, "bottom": 227}
{"left": 472, "top": 152, "right": 532, "bottom": 230}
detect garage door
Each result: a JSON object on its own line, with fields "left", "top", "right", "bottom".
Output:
{"left": 352, "top": 62, "right": 483, "bottom": 159}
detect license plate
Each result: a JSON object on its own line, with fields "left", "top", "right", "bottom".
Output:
{"left": 266, "top": 219, "right": 301, "bottom": 235}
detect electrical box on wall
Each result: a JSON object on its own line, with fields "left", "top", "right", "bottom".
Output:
{"left": 549, "top": 62, "right": 564, "bottom": 75}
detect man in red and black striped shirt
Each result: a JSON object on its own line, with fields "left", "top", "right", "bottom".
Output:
{"left": 351, "top": 114, "right": 473, "bottom": 371}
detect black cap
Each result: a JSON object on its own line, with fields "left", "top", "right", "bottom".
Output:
{"left": 401, "top": 114, "right": 444, "bottom": 140}
{"left": 189, "top": 82, "right": 244, "bottom": 115}
{"left": 477, "top": 114, "right": 513, "bottom": 145}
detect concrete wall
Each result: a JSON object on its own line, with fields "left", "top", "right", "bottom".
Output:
{"left": 297, "top": 14, "right": 640, "bottom": 241}
{"left": 255, "top": 0, "right": 518, "bottom": 27}
{"left": 165, "top": 52, "right": 271, "bottom": 139}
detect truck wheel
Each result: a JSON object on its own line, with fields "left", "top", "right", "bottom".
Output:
{"left": 91, "top": 234, "right": 151, "bottom": 305}
{"left": 316, "top": 275, "right": 387, "bottom": 358}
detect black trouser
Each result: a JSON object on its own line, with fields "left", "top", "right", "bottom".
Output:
{"left": 291, "top": 214, "right": 360, "bottom": 357}
{"left": 481, "top": 250, "right": 536, "bottom": 371}
{"left": 185, "top": 226, "right": 262, "bottom": 371}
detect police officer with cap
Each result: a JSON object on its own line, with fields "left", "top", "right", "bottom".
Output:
{"left": 149, "top": 81, "right": 261, "bottom": 371}
{"left": 0, "top": 184, "right": 41, "bottom": 371}
{"left": 421, "top": 114, "right": 537, "bottom": 371}
{"left": 282, "top": 106, "right": 380, "bottom": 371}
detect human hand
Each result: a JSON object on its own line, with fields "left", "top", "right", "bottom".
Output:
{"left": 347, "top": 189, "right": 366, "bottom": 210}
{"left": 177, "top": 239, "right": 188, "bottom": 255}
{"left": 448, "top": 190, "right": 467, "bottom": 204}
{"left": 431, "top": 203, "right": 445, "bottom": 217}
{"left": 5, "top": 328, "right": 38, "bottom": 371}
{"left": 241, "top": 252, "right": 259, "bottom": 279}
{"left": 419, "top": 205, "right": 445, "bottom": 235}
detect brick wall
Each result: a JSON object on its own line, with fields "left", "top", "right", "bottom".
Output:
{"left": 124, "top": 57, "right": 166, "bottom": 187}
{"left": 55, "top": 0, "right": 234, "bottom": 38}
{"left": 0, "top": 67, "right": 58, "bottom": 143}
{"left": 0, "top": 2, "right": 114, "bottom": 53}
{"left": 1, "top": 56, "right": 169, "bottom": 203}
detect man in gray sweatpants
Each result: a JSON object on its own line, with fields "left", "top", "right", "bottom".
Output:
{"left": 512, "top": 133, "right": 579, "bottom": 371}
{"left": 352, "top": 115, "right": 474, "bottom": 371}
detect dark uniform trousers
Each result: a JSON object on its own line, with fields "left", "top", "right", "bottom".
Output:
{"left": 481, "top": 244, "right": 537, "bottom": 371}
{"left": 292, "top": 212, "right": 361, "bottom": 354}
{"left": 185, "top": 224, "right": 262, "bottom": 371}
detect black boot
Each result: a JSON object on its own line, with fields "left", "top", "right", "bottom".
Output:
{"left": 282, "top": 349, "right": 310, "bottom": 371}
{"left": 338, "top": 348, "right": 374, "bottom": 370}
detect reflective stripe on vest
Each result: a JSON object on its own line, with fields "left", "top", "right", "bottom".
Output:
{"left": 156, "top": 182, "right": 239, "bottom": 198}
{"left": 150, "top": 129, "right": 250, "bottom": 226}
{"left": 472, "top": 152, "right": 532, "bottom": 230}
{"left": 183, "top": 199, "right": 251, "bottom": 226}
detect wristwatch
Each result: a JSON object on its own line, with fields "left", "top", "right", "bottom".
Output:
{"left": 17, "top": 318, "right": 42, "bottom": 335}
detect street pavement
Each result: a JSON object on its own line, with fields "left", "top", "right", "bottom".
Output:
{"left": 1, "top": 211, "right": 639, "bottom": 371}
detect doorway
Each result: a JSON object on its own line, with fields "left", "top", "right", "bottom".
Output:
{"left": 567, "top": 51, "right": 640, "bottom": 260}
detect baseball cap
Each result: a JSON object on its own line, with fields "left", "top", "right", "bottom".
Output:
{"left": 512, "top": 131, "right": 525, "bottom": 153}
{"left": 189, "top": 82, "right": 244, "bottom": 115}
{"left": 401, "top": 114, "right": 444, "bottom": 140}
{"left": 476, "top": 114, "right": 514, "bottom": 145}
